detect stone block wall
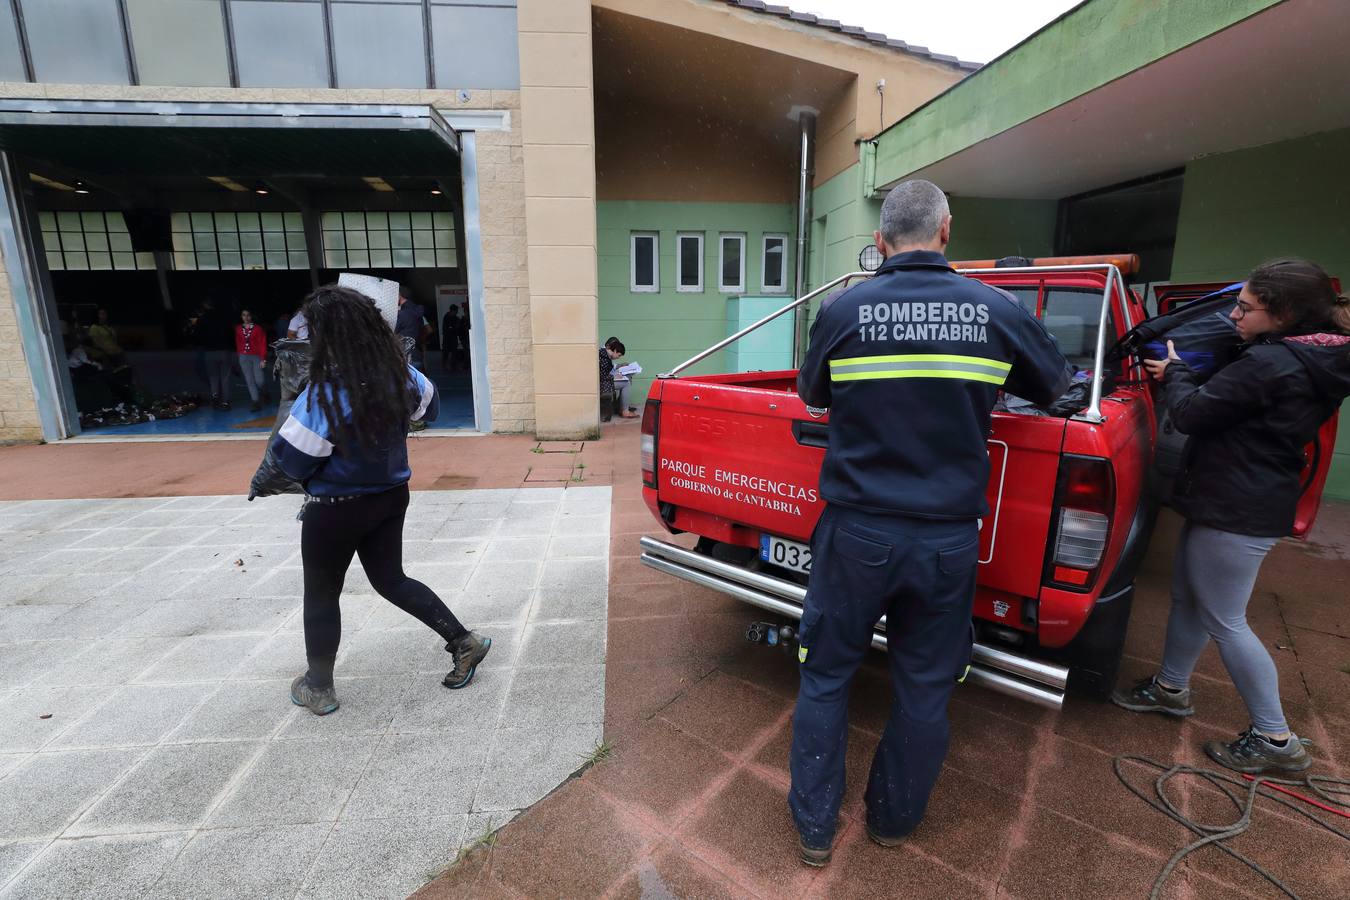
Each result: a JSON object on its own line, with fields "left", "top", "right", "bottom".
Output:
{"left": 0, "top": 247, "right": 42, "bottom": 443}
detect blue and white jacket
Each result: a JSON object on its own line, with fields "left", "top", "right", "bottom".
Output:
{"left": 270, "top": 366, "right": 438, "bottom": 498}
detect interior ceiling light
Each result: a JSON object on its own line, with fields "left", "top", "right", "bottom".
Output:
{"left": 208, "top": 176, "right": 250, "bottom": 193}
{"left": 362, "top": 176, "right": 395, "bottom": 193}
{"left": 253, "top": 182, "right": 270, "bottom": 196}
{"left": 430, "top": 187, "right": 443, "bottom": 196}
{"left": 73, "top": 181, "right": 90, "bottom": 195}
{"left": 28, "top": 173, "right": 75, "bottom": 192}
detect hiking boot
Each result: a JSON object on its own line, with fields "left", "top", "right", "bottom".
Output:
{"left": 1204, "top": 727, "right": 1312, "bottom": 775}
{"left": 443, "top": 632, "right": 491, "bottom": 689}
{"left": 1110, "top": 676, "right": 1194, "bottom": 718}
{"left": 290, "top": 674, "right": 339, "bottom": 716}
{"left": 798, "top": 836, "right": 832, "bottom": 867}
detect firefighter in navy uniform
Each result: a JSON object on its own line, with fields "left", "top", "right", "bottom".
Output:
{"left": 790, "top": 180, "right": 1071, "bottom": 866}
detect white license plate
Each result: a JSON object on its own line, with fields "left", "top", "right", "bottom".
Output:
{"left": 760, "top": 534, "right": 812, "bottom": 574}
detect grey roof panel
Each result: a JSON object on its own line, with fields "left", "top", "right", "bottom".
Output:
{"left": 723, "top": 0, "right": 980, "bottom": 71}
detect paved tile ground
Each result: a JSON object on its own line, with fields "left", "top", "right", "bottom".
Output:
{"left": 0, "top": 485, "right": 611, "bottom": 899}
{"left": 2, "top": 425, "right": 1347, "bottom": 899}
{"left": 418, "top": 426, "right": 1350, "bottom": 900}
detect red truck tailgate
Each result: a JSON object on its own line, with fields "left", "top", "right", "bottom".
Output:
{"left": 651, "top": 374, "right": 1069, "bottom": 602}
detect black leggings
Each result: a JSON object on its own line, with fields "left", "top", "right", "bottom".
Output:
{"left": 301, "top": 483, "right": 466, "bottom": 664}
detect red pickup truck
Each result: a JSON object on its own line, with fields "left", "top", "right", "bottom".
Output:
{"left": 637, "top": 256, "right": 1338, "bottom": 710}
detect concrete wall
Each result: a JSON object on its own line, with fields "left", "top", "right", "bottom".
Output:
{"left": 0, "top": 254, "right": 41, "bottom": 442}
{"left": 596, "top": 199, "right": 795, "bottom": 404}
{"left": 519, "top": 0, "right": 599, "bottom": 439}
{"left": 1171, "top": 126, "right": 1350, "bottom": 500}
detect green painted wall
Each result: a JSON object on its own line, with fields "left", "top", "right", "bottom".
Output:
{"left": 597, "top": 200, "right": 795, "bottom": 404}
{"left": 1171, "top": 126, "right": 1350, "bottom": 500}
{"left": 873, "top": 0, "right": 1282, "bottom": 188}
{"left": 946, "top": 197, "right": 1058, "bottom": 261}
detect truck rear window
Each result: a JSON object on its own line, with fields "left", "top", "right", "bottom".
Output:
{"left": 1041, "top": 287, "right": 1118, "bottom": 370}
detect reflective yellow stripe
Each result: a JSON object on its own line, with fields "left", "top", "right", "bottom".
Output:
{"left": 830, "top": 353, "right": 1012, "bottom": 372}
{"left": 832, "top": 369, "right": 1008, "bottom": 385}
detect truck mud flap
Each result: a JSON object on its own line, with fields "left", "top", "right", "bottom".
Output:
{"left": 639, "top": 536, "right": 1068, "bottom": 711}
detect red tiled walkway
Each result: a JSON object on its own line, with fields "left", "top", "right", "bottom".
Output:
{"left": 417, "top": 425, "right": 1350, "bottom": 899}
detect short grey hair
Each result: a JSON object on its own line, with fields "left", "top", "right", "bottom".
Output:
{"left": 878, "top": 179, "right": 949, "bottom": 246}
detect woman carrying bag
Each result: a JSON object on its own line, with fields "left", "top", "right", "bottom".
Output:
{"left": 269, "top": 285, "right": 490, "bottom": 715}
{"left": 1113, "top": 259, "right": 1350, "bottom": 774}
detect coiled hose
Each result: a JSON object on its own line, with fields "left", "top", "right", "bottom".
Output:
{"left": 1114, "top": 755, "right": 1350, "bottom": 899}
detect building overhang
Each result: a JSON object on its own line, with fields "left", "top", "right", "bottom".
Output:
{"left": 0, "top": 100, "right": 460, "bottom": 178}
{"left": 873, "top": 0, "right": 1350, "bottom": 199}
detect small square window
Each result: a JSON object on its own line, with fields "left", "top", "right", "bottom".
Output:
{"left": 762, "top": 234, "right": 788, "bottom": 293}
{"left": 631, "top": 232, "right": 658, "bottom": 293}
{"left": 676, "top": 233, "right": 703, "bottom": 293}
{"left": 719, "top": 233, "right": 745, "bottom": 293}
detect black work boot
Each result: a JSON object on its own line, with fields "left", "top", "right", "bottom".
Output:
{"left": 290, "top": 674, "right": 339, "bottom": 716}
{"left": 443, "top": 632, "right": 491, "bottom": 689}
{"left": 1204, "top": 727, "right": 1312, "bottom": 775}
{"left": 1110, "top": 676, "right": 1194, "bottom": 718}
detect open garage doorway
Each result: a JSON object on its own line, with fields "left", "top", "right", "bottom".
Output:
{"left": 0, "top": 101, "right": 488, "bottom": 439}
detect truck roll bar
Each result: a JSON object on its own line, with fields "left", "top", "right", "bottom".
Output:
{"left": 660, "top": 263, "right": 1129, "bottom": 425}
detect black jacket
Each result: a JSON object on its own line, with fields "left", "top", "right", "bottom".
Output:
{"left": 798, "top": 250, "right": 1072, "bottom": 519}
{"left": 1164, "top": 331, "right": 1350, "bottom": 536}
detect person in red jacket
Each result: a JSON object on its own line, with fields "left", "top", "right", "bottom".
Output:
{"left": 235, "top": 309, "right": 270, "bottom": 412}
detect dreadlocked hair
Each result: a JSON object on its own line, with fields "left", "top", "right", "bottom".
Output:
{"left": 303, "top": 285, "right": 419, "bottom": 453}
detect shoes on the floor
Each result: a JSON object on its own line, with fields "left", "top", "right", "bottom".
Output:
{"left": 1204, "top": 727, "right": 1312, "bottom": 775}
{"left": 290, "top": 674, "right": 339, "bottom": 716}
{"left": 1110, "top": 676, "right": 1194, "bottom": 717}
{"left": 798, "top": 836, "right": 832, "bottom": 867}
{"left": 443, "top": 632, "right": 491, "bottom": 689}
{"left": 864, "top": 821, "right": 907, "bottom": 847}
{"left": 249, "top": 400, "right": 262, "bottom": 412}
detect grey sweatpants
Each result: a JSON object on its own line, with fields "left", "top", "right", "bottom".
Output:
{"left": 1158, "top": 521, "right": 1285, "bottom": 734}
{"left": 238, "top": 355, "right": 265, "bottom": 403}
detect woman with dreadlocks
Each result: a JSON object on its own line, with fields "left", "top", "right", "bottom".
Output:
{"left": 271, "top": 285, "right": 490, "bottom": 716}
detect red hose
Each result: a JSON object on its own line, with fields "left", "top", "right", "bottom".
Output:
{"left": 1241, "top": 774, "right": 1350, "bottom": 820}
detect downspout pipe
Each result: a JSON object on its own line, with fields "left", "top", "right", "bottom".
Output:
{"left": 792, "top": 111, "right": 816, "bottom": 366}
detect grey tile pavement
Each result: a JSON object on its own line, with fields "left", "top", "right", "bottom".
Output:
{"left": 0, "top": 486, "right": 610, "bottom": 898}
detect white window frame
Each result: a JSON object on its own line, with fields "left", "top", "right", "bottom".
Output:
{"left": 630, "top": 231, "right": 659, "bottom": 293}
{"left": 718, "top": 232, "right": 746, "bottom": 294}
{"left": 761, "top": 233, "right": 789, "bottom": 294}
{"left": 675, "top": 232, "right": 703, "bottom": 293}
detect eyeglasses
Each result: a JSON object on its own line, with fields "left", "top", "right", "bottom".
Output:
{"left": 1233, "top": 300, "right": 1268, "bottom": 320}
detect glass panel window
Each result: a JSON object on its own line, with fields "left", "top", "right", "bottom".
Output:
{"left": 231, "top": 0, "right": 329, "bottom": 88}
{"left": 0, "top": 5, "right": 24, "bottom": 82}
{"left": 40, "top": 209, "right": 153, "bottom": 272}
{"left": 630, "top": 232, "right": 658, "bottom": 293}
{"left": 676, "top": 233, "right": 702, "bottom": 293}
{"left": 24, "top": 0, "right": 128, "bottom": 85}
{"left": 332, "top": 2, "right": 426, "bottom": 88}
{"left": 126, "top": 0, "right": 230, "bottom": 86}
{"left": 719, "top": 233, "right": 745, "bottom": 293}
{"left": 322, "top": 210, "right": 457, "bottom": 269}
{"left": 431, "top": 4, "right": 519, "bottom": 90}
{"left": 171, "top": 209, "right": 304, "bottom": 270}
{"left": 762, "top": 234, "right": 788, "bottom": 293}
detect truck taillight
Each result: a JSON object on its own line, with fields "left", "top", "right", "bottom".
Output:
{"left": 1046, "top": 455, "right": 1114, "bottom": 592}
{"left": 640, "top": 400, "right": 659, "bottom": 488}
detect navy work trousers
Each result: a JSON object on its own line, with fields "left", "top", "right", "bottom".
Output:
{"left": 789, "top": 504, "right": 979, "bottom": 846}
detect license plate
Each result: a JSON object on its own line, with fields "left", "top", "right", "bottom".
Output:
{"left": 760, "top": 534, "right": 812, "bottom": 574}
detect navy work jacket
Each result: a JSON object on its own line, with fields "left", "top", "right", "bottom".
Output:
{"left": 798, "top": 250, "right": 1072, "bottom": 519}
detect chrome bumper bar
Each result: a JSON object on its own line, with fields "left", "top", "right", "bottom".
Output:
{"left": 638, "top": 536, "right": 1069, "bottom": 711}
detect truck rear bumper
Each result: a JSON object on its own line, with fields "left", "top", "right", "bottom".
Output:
{"left": 639, "top": 536, "right": 1069, "bottom": 711}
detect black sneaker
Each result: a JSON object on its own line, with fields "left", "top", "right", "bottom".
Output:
{"left": 798, "top": 836, "right": 832, "bottom": 867}
{"left": 1204, "top": 727, "right": 1312, "bottom": 775}
{"left": 290, "top": 674, "right": 339, "bottom": 716}
{"left": 1110, "top": 676, "right": 1194, "bottom": 718}
{"left": 443, "top": 632, "right": 491, "bottom": 689}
